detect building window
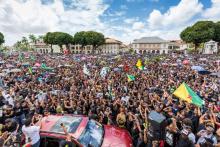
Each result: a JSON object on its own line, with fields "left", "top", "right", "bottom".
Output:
{"left": 40, "top": 49, "right": 42, "bottom": 53}
{"left": 156, "top": 50, "right": 160, "bottom": 54}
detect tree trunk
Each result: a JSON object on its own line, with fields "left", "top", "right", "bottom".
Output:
{"left": 50, "top": 44, "right": 53, "bottom": 54}
{"left": 194, "top": 43, "right": 199, "bottom": 54}
{"left": 59, "top": 45, "right": 63, "bottom": 53}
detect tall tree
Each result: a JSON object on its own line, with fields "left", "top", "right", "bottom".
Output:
{"left": 0, "top": 32, "right": 5, "bottom": 45}
{"left": 74, "top": 31, "right": 105, "bottom": 54}
{"left": 214, "top": 21, "right": 220, "bottom": 43}
{"left": 74, "top": 31, "right": 87, "bottom": 52}
{"left": 53, "top": 32, "right": 73, "bottom": 53}
{"left": 180, "top": 21, "right": 215, "bottom": 52}
{"left": 44, "top": 32, "right": 55, "bottom": 54}
{"left": 85, "top": 31, "right": 105, "bottom": 54}
{"left": 29, "top": 34, "right": 37, "bottom": 44}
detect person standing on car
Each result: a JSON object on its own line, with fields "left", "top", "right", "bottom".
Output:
{"left": 22, "top": 116, "right": 42, "bottom": 147}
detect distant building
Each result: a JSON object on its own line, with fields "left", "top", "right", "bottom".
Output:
{"left": 71, "top": 37, "right": 127, "bottom": 54}
{"left": 168, "top": 40, "right": 189, "bottom": 54}
{"left": 30, "top": 39, "right": 61, "bottom": 53}
{"left": 132, "top": 37, "right": 169, "bottom": 54}
{"left": 203, "top": 40, "right": 218, "bottom": 54}
{"left": 98, "top": 38, "right": 127, "bottom": 54}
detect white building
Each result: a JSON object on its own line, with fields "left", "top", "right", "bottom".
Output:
{"left": 203, "top": 40, "right": 218, "bottom": 54}
{"left": 132, "top": 37, "right": 169, "bottom": 54}
{"left": 30, "top": 39, "right": 61, "bottom": 54}
{"left": 71, "top": 37, "right": 127, "bottom": 54}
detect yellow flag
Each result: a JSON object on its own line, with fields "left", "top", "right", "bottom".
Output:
{"left": 136, "top": 59, "right": 142, "bottom": 67}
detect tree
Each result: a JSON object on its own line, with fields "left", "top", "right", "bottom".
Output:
{"left": 74, "top": 31, "right": 87, "bottom": 52}
{"left": 53, "top": 32, "right": 73, "bottom": 53}
{"left": 0, "top": 32, "right": 5, "bottom": 45}
{"left": 85, "top": 31, "right": 105, "bottom": 54}
{"left": 21, "top": 36, "right": 29, "bottom": 50}
{"left": 214, "top": 21, "right": 220, "bottom": 43}
{"left": 74, "top": 31, "right": 105, "bottom": 54}
{"left": 180, "top": 21, "right": 215, "bottom": 52}
{"left": 29, "top": 34, "right": 37, "bottom": 44}
{"left": 44, "top": 32, "right": 55, "bottom": 54}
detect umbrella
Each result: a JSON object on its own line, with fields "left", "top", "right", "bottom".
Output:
{"left": 34, "top": 63, "right": 41, "bottom": 67}
{"left": 183, "top": 60, "right": 190, "bottom": 65}
{"left": 10, "top": 68, "right": 22, "bottom": 73}
{"left": 22, "top": 62, "right": 30, "bottom": 66}
{"left": 198, "top": 70, "right": 211, "bottom": 75}
{"left": 113, "top": 68, "right": 121, "bottom": 72}
{"left": 210, "top": 72, "right": 220, "bottom": 78}
{"left": 6, "top": 64, "right": 14, "bottom": 68}
{"left": 191, "top": 66, "right": 205, "bottom": 71}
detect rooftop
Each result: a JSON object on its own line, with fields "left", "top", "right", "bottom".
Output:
{"left": 105, "top": 37, "right": 122, "bottom": 44}
{"left": 133, "top": 36, "right": 168, "bottom": 44}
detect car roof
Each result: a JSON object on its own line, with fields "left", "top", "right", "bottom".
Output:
{"left": 40, "top": 115, "right": 88, "bottom": 139}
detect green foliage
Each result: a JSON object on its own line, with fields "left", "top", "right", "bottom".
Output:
{"left": 74, "top": 31, "right": 87, "bottom": 47}
{"left": 29, "top": 34, "right": 37, "bottom": 44}
{"left": 74, "top": 31, "right": 105, "bottom": 53}
{"left": 44, "top": 32, "right": 74, "bottom": 53}
{"left": 0, "top": 32, "right": 5, "bottom": 45}
{"left": 214, "top": 21, "right": 220, "bottom": 43}
{"left": 180, "top": 21, "right": 217, "bottom": 52}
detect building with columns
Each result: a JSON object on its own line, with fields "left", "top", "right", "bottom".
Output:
{"left": 203, "top": 40, "right": 218, "bottom": 54}
{"left": 132, "top": 37, "right": 169, "bottom": 54}
{"left": 71, "top": 37, "right": 127, "bottom": 54}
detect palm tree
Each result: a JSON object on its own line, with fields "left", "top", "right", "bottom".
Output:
{"left": 29, "top": 34, "right": 37, "bottom": 44}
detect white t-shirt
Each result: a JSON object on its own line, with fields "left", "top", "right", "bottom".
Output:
{"left": 22, "top": 125, "right": 40, "bottom": 145}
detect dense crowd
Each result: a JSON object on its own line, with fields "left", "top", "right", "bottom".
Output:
{"left": 0, "top": 52, "right": 219, "bottom": 147}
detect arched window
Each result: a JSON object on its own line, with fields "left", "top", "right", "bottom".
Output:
{"left": 143, "top": 50, "right": 146, "bottom": 54}
{"left": 40, "top": 49, "right": 42, "bottom": 53}
{"left": 156, "top": 50, "right": 160, "bottom": 54}
{"left": 139, "top": 50, "right": 142, "bottom": 54}
{"left": 152, "top": 50, "right": 155, "bottom": 54}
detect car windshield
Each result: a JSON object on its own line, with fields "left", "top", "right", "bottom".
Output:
{"left": 78, "top": 119, "right": 104, "bottom": 147}
{"left": 50, "top": 116, "right": 82, "bottom": 133}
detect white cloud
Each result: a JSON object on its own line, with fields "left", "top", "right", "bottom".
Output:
{"left": 132, "top": 22, "right": 145, "bottom": 30}
{"left": 148, "top": 0, "right": 203, "bottom": 29}
{"left": 124, "top": 17, "right": 139, "bottom": 24}
{"left": 203, "top": 0, "right": 220, "bottom": 20}
{"left": 0, "top": 0, "right": 109, "bottom": 45}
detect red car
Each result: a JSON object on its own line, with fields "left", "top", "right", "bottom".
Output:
{"left": 38, "top": 115, "right": 133, "bottom": 147}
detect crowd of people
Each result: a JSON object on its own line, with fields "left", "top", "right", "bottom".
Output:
{"left": 0, "top": 52, "right": 219, "bottom": 147}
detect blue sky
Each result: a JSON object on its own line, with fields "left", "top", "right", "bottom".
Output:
{"left": 0, "top": 0, "right": 219, "bottom": 45}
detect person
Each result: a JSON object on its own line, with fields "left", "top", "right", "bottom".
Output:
{"left": 60, "top": 123, "right": 75, "bottom": 147}
{"left": 197, "top": 123, "right": 217, "bottom": 145}
{"left": 176, "top": 129, "right": 195, "bottom": 147}
{"left": 22, "top": 116, "right": 42, "bottom": 147}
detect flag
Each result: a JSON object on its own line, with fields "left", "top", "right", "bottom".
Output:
{"left": 124, "top": 64, "right": 129, "bottom": 72}
{"left": 30, "top": 55, "right": 35, "bottom": 61}
{"left": 83, "top": 64, "right": 90, "bottom": 76}
{"left": 18, "top": 53, "right": 24, "bottom": 61}
{"left": 41, "top": 63, "right": 47, "bottom": 69}
{"left": 28, "top": 67, "right": 33, "bottom": 74}
{"left": 100, "top": 67, "right": 109, "bottom": 78}
{"left": 173, "top": 82, "right": 204, "bottom": 107}
{"left": 136, "top": 59, "right": 144, "bottom": 70}
{"left": 127, "top": 74, "right": 135, "bottom": 82}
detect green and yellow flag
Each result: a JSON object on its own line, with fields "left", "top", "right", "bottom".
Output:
{"left": 173, "top": 82, "right": 204, "bottom": 107}
{"left": 136, "top": 59, "right": 144, "bottom": 70}
{"left": 127, "top": 74, "right": 135, "bottom": 82}
{"left": 28, "top": 67, "right": 33, "bottom": 74}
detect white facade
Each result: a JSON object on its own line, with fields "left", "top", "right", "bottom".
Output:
{"left": 30, "top": 39, "right": 62, "bottom": 54}
{"left": 132, "top": 37, "right": 169, "bottom": 54}
{"left": 71, "top": 38, "right": 127, "bottom": 54}
{"left": 203, "top": 40, "right": 218, "bottom": 54}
